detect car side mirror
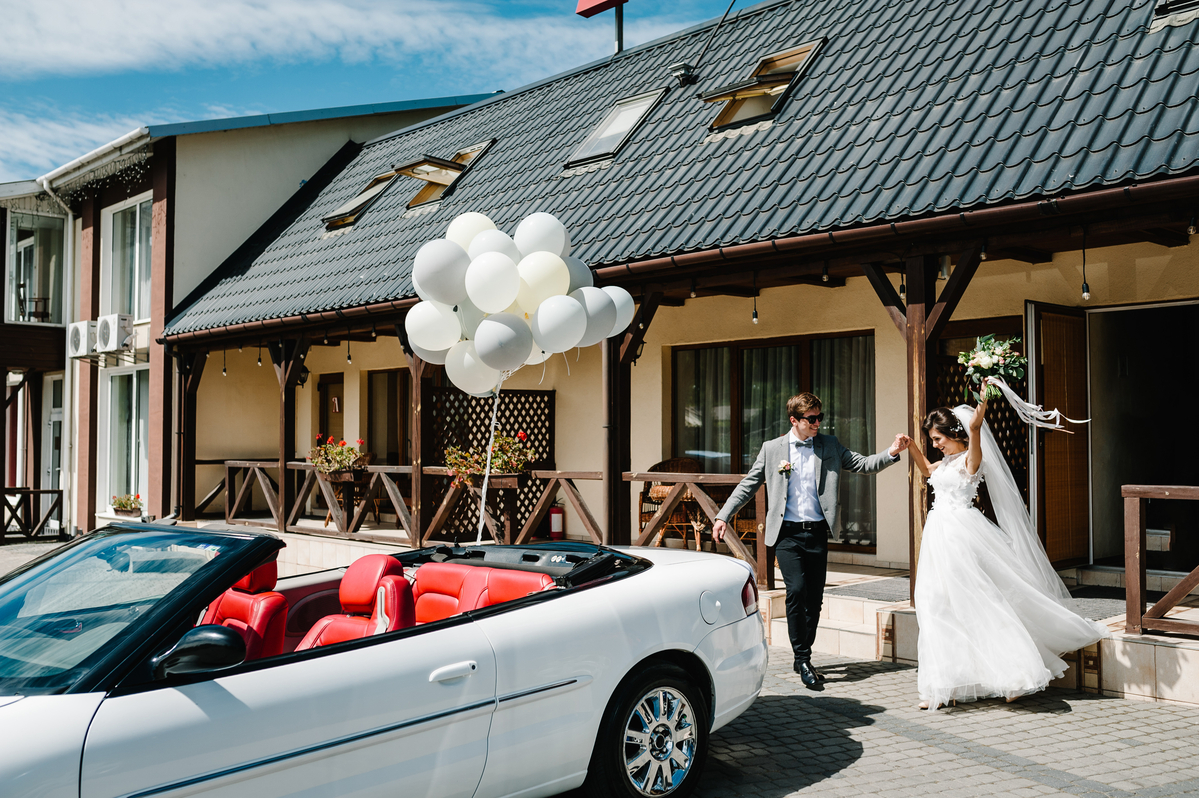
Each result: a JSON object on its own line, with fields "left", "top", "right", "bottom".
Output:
{"left": 151, "top": 625, "right": 246, "bottom": 681}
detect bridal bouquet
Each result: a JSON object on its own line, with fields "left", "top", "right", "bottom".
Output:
{"left": 958, "top": 334, "right": 1026, "bottom": 401}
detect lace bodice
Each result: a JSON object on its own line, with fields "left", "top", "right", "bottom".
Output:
{"left": 928, "top": 451, "right": 983, "bottom": 511}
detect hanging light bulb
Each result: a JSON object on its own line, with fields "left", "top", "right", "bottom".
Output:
{"left": 899, "top": 276, "right": 907, "bottom": 303}
{"left": 370, "top": 325, "right": 377, "bottom": 339}
{"left": 821, "top": 263, "right": 829, "bottom": 282}
{"left": 238, "top": 344, "right": 243, "bottom": 353}
{"left": 346, "top": 338, "right": 352, "bottom": 365}
{"left": 1080, "top": 227, "right": 1090, "bottom": 302}
{"left": 257, "top": 343, "right": 262, "bottom": 367}
{"left": 323, "top": 332, "right": 329, "bottom": 345}
{"left": 980, "top": 242, "right": 988, "bottom": 261}
{"left": 751, "top": 272, "right": 759, "bottom": 323}
{"left": 938, "top": 255, "right": 951, "bottom": 280}
{"left": 222, "top": 349, "right": 227, "bottom": 377}
{"left": 689, "top": 279, "right": 697, "bottom": 299}
{"left": 1189, "top": 215, "right": 1196, "bottom": 236}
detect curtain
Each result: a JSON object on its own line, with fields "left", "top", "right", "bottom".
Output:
{"left": 812, "top": 336, "right": 876, "bottom": 545}
{"left": 740, "top": 345, "right": 800, "bottom": 471}
{"left": 674, "top": 348, "right": 731, "bottom": 472}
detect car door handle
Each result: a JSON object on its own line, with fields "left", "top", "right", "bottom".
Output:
{"left": 429, "top": 661, "right": 478, "bottom": 683}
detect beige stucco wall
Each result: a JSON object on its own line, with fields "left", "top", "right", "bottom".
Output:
{"left": 172, "top": 107, "right": 461, "bottom": 306}
{"left": 191, "top": 235, "right": 1198, "bottom": 562}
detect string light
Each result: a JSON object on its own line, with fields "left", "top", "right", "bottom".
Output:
{"left": 222, "top": 349, "right": 226, "bottom": 377}
{"left": 821, "top": 263, "right": 829, "bottom": 282}
{"left": 371, "top": 324, "right": 377, "bottom": 339}
{"left": 346, "top": 329, "right": 352, "bottom": 365}
{"left": 899, "top": 274, "right": 907, "bottom": 303}
{"left": 689, "top": 278, "right": 697, "bottom": 298}
{"left": 1081, "top": 227, "right": 1090, "bottom": 302}
{"left": 751, "top": 272, "right": 759, "bottom": 324}
{"left": 980, "top": 242, "right": 988, "bottom": 261}
{"left": 1189, "top": 215, "right": 1196, "bottom": 236}
{"left": 257, "top": 343, "right": 262, "bottom": 367}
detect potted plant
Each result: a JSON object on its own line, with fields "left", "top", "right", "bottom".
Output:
{"left": 308, "top": 435, "right": 368, "bottom": 482}
{"left": 445, "top": 430, "right": 535, "bottom": 490}
{"left": 112, "top": 494, "right": 142, "bottom": 518}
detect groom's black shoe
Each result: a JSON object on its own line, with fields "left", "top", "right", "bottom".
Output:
{"left": 795, "top": 660, "right": 821, "bottom": 689}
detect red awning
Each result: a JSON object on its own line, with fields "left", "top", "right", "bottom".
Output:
{"left": 576, "top": 0, "right": 627, "bottom": 18}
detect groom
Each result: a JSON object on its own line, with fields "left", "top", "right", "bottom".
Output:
{"left": 713, "top": 392, "right": 908, "bottom": 688}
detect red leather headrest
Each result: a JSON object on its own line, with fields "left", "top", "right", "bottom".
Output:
{"left": 340, "top": 554, "right": 405, "bottom": 615}
{"left": 234, "top": 561, "right": 278, "bottom": 593}
{"left": 483, "top": 569, "right": 554, "bottom": 607}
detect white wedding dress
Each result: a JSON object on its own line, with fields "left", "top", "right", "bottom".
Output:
{"left": 914, "top": 407, "right": 1107, "bottom": 707}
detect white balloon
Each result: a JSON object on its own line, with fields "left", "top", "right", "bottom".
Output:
{"left": 531, "top": 294, "right": 587, "bottom": 353}
{"left": 571, "top": 286, "right": 618, "bottom": 348}
{"left": 517, "top": 251, "right": 570, "bottom": 311}
{"left": 465, "top": 252, "right": 520, "bottom": 313}
{"left": 454, "top": 295, "right": 487, "bottom": 339}
{"left": 514, "top": 212, "right": 570, "bottom": 259}
{"left": 413, "top": 239, "right": 470, "bottom": 305}
{"left": 405, "top": 300, "right": 462, "bottom": 351}
{"left": 446, "top": 212, "right": 496, "bottom": 252}
{"left": 526, "top": 346, "right": 552, "bottom": 365}
{"left": 603, "top": 285, "right": 636, "bottom": 337}
{"left": 468, "top": 229, "right": 523, "bottom": 264}
{"left": 408, "top": 340, "right": 449, "bottom": 365}
{"left": 445, "top": 340, "right": 500, "bottom": 395}
{"left": 564, "top": 255, "right": 593, "bottom": 294}
{"left": 411, "top": 267, "right": 431, "bottom": 302}
{"left": 474, "top": 313, "right": 534, "bottom": 372}
{"left": 504, "top": 300, "right": 530, "bottom": 321}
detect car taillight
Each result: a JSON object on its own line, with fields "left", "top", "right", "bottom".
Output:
{"left": 741, "top": 575, "right": 759, "bottom": 616}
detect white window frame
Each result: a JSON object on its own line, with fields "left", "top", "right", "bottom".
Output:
{"left": 100, "top": 190, "right": 154, "bottom": 324}
{"left": 5, "top": 209, "right": 68, "bottom": 328}
{"left": 96, "top": 362, "right": 151, "bottom": 515}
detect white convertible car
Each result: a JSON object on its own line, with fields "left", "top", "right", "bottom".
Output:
{"left": 1, "top": 524, "right": 766, "bottom": 798}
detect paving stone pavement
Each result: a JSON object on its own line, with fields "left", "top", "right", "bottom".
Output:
{"left": 688, "top": 646, "right": 1199, "bottom": 798}
{"left": 0, "top": 540, "right": 64, "bottom": 575}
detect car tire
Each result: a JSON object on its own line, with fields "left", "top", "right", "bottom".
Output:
{"left": 582, "top": 663, "right": 710, "bottom": 798}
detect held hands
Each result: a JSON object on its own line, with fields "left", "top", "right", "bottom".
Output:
{"left": 888, "top": 433, "right": 913, "bottom": 457}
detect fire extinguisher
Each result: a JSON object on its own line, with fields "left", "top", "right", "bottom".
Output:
{"left": 549, "top": 505, "right": 565, "bottom": 540}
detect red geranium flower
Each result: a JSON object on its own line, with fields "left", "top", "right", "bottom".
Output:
{"left": 516, "top": 431, "right": 528, "bottom": 442}
{"left": 316, "top": 434, "right": 322, "bottom": 441}
{"left": 356, "top": 439, "right": 365, "bottom": 446}
{"left": 339, "top": 440, "right": 347, "bottom": 447}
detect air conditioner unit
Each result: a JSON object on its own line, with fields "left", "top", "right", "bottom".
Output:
{"left": 67, "top": 321, "right": 97, "bottom": 358}
{"left": 95, "top": 314, "right": 134, "bottom": 353}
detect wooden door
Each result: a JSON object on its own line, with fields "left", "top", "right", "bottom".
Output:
{"left": 1027, "top": 302, "right": 1089, "bottom": 566}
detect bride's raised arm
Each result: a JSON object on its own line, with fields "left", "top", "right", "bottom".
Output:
{"left": 966, "top": 395, "right": 988, "bottom": 475}
{"left": 908, "top": 436, "right": 933, "bottom": 478}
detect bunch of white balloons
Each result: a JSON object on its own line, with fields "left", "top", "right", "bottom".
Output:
{"left": 404, "top": 211, "right": 635, "bottom": 395}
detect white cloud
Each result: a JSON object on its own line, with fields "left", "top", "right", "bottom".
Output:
{"left": 0, "top": 1, "right": 689, "bottom": 84}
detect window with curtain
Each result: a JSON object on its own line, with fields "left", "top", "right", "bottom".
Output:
{"left": 109, "top": 368, "right": 149, "bottom": 506}
{"left": 6, "top": 212, "right": 65, "bottom": 324}
{"left": 368, "top": 370, "right": 408, "bottom": 466}
{"left": 112, "top": 199, "right": 152, "bottom": 320}
{"left": 673, "top": 333, "right": 877, "bottom": 547}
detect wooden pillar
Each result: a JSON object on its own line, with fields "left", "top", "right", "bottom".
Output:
{"left": 174, "top": 350, "right": 206, "bottom": 521}
{"left": 602, "top": 337, "right": 631, "bottom": 545}
{"left": 396, "top": 321, "right": 429, "bottom": 548}
{"left": 905, "top": 254, "right": 938, "bottom": 601}
{"left": 269, "top": 338, "right": 309, "bottom": 534}
{"left": 76, "top": 195, "right": 102, "bottom": 533}
{"left": 148, "top": 139, "right": 176, "bottom": 521}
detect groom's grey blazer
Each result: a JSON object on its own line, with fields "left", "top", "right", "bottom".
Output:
{"left": 716, "top": 434, "right": 899, "bottom": 547}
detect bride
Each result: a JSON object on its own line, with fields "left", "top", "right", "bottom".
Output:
{"left": 905, "top": 396, "right": 1107, "bottom": 710}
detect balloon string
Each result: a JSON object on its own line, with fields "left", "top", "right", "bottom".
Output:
{"left": 475, "top": 374, "right": 505, "bottom": 545}
{"left": 562, "top": 351, "right": 571, "bottom": 376}
{"left": 539, "top": 359, "right": 547, "bottom": 385}
{"left": 575, "top": 346, "right": 580, "bottom": 362}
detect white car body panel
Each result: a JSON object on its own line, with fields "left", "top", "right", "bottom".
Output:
{"left": 472, "top": 548, "right": 763, "bottom": 798}
{"left": 0, "top": 694, "right": 104, "bottom": 798}
{"left": 80, "top": 623, "right": 497, "bottom": 798}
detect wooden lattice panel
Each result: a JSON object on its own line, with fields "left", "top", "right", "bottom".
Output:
{"left": 427, "top": 388, "right": 555, "bottom": 541}
{"left": 934, "top": 356, "right": 1029, "bottom": 502}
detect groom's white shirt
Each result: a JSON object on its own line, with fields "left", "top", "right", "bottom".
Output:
{"left": 785, "top": 431, "right": 823, "bottom": 523}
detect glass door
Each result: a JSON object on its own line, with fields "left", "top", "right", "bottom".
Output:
{"left": 41, "top": 376, "right": 63, "bottom": 530}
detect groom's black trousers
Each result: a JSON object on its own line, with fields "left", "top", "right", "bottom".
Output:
{"left": 775, "top": 519, "right": 829, "bottom": 663}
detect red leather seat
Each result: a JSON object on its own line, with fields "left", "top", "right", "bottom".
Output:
{"left": 410, "top": 562, "right": 490, "bottom": 624}
{"left": 201, "top": 561, "right": 288, "bottom": 660}
{"left": 474, "top": 569, "right": 555, "bottom": 609}
{"left": 410, "top": 563, "right": 555, "bottom": 622}
{"left": 295, "top": 554, "right": 415, "bottom": 650}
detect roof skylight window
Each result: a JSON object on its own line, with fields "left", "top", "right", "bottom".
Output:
{"left": 700, "top": 38, "right": 824, "bottom": 130}
{"left": 403, "top": 140, "right": 494, "bottom": 208}
{"left": 321, "top": 170, "right": 398, "bottom": 230}
{"left": 566, "top": 89, "right": 665, "bottom": 167}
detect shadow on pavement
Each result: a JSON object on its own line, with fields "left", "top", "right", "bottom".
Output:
{"left": 695, "top": 693, "right": 882, "bottom": 797}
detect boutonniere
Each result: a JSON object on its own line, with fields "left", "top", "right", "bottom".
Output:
{"left": 778, "top": 460, "right": 792, "bottom": 477}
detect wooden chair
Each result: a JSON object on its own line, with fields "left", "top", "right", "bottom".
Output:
{"left": 638, "top": 458, "right": 703, "bottom": 548}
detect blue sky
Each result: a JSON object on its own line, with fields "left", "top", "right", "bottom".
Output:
{"left": 0, "top": 0, "right": 738, "bottom": 182}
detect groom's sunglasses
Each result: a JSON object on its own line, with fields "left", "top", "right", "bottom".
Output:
{"left": 796, "top": 413, "right": 825, "bottom": 424}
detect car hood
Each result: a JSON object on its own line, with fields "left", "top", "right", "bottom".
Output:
{"left": 614, "top": 546, "right": 750, "bottom": 569}
{"left": 0, "top": 696, "right": 22, "bottom": 708}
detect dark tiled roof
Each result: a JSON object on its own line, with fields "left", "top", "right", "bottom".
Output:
{"left": 164, "top": 0, "right": 1199, "bottom": 337}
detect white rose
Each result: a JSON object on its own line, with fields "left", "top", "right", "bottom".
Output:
{"left": 977, "top": 353, "right": 994, "bottom": 368}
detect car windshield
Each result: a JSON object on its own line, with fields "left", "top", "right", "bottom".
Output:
{"left": 0, "top": 529, "right": 250, "bottom": 696}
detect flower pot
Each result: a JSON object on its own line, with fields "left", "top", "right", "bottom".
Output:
{"left": 466, "top": 473, "right": 528, "bottom": 490}
{"left": 113, "top": 508, "right": 141, "bottom": 518}
{"left": 317, "top": 469, "right": 365, "bottom": 484}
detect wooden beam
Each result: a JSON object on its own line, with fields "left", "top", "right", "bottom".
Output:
{"left": 925, "top": 245, "right": 982, "bottom": 344}
{"left": 988, "top": 246, "right": 1052, "bottom": 265}
{"left": 268, "top": 338, "right": 310, "bottom": 534}
{"left": 1139, "top": 227, "right": 1191, "bottom": 248}
{"left": 861, "top": 263, "right": 907, "bottom": 337}
{"left": 602, "top": 337, "right": 632, "bottom": 544}
{"left": 1125, "top": 496, "right": 1147, "bottom": 634}
{"left": 619, "top": 291, "right": 662, "bottom": 366}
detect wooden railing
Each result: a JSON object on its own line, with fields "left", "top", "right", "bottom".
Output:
{"left": 220, "top": 458, "right": 773, "bottom": 586}
{"left": 2, "top": 488, "right": 65, "bottom": 542}
{"left": 1124, "top": 484, "right": 1199, "bottom": 636}
{"left": 623, "top": 472, "right": 773, "bottom": 589}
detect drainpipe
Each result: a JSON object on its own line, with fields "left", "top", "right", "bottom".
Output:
{"left": 37, "top": 177, "right": 76, "bottom": 537}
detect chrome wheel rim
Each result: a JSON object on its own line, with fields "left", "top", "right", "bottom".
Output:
{"left": 623, "top": 687, "right": 698, "bottom": 796}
